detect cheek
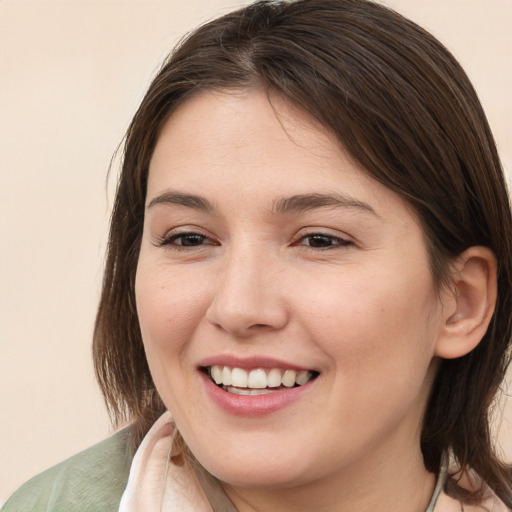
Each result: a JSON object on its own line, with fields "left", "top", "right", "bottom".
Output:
{"left": 296, "top": 268, "right": 440, "bottom": 452}
{"left": 135, "top": 262, "right": 214, "bottom": 421}
{"left": 296, "top": 263, "right": 440, "bottom": 381}
{"left": 135, "top": 262, "right": 211, "bottom": 358}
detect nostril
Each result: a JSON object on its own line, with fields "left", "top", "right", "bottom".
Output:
{"left": 249, "top": 323, "right": 276, "bottom": 331}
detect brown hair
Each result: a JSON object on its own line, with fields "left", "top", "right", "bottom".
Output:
{"left": 93, "top": 0, "right": 512, "bottom": 505}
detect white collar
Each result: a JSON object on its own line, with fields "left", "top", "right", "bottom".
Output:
{"left": 119, "top": 412, "right": 235, "bottom": 512}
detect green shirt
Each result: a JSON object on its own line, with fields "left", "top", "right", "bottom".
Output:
{"left": 2, "top": 429, "right": 131, "bottom": 512}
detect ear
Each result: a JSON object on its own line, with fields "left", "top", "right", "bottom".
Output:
{"left": 435, "top": 246, "right": 497, "bottom": 359}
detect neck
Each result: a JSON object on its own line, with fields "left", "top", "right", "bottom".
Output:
{"left": 222, "top": 435, "right": 436, "bottom": 512}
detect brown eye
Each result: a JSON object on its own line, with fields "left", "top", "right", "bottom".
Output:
{"left": 170, "top": 233, "right": 208, "bottom": 246}
{"left": 154, "top": 228, "right": 220, "bottom": 251}
{"left": 299, "top": 234, "right": 351, "bottom": 249}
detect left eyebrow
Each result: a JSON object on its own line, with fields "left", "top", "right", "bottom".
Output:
{"left": 147, "top": 191, "right": 215, "bottom": 213}
{"left": 270, "top": 193, "right": 378, "bottom": 216}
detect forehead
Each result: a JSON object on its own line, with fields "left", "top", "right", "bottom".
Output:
{"left": 147, "top": 89, "right": 408, "bottom": 220}
{"left": 150, "top": 88, "right": 342, "bottom": 173}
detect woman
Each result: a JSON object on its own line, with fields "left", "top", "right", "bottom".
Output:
{"left": 3, "top": 0, "right": 511, "bottom": 510}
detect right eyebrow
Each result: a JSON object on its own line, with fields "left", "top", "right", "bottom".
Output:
{"left": 147, "top": 191, "right": 215, "bottom": 213}
{"left": 271, "top": 192, "right": 378, "bottom": 217}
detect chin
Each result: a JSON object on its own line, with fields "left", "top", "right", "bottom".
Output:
{"left": 213, "top": 470, "right": 302, "bottom": 490}
{"left": 199, "top": 453, "right": 311, "bottom": 490}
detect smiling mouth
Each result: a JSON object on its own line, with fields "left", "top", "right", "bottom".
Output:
{"left": 202, "top": 366, "right": 319, "bottom": 396}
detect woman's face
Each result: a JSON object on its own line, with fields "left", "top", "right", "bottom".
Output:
{"left": 136, "top": 89, "right": 445, "bottom": 490}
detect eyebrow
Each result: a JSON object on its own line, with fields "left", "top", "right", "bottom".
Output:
{"left": 147, "top": 191, "right": 215, "bottom": 212}
{"left": 271, "top": 193, "right": 378, "bottom": 216}
{"left": 147, "top": 190, "right": 377, "bottom": 217}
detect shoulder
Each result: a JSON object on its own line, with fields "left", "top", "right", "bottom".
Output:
{"left": 2, "top": 428, "right": 132, "bottom": 512}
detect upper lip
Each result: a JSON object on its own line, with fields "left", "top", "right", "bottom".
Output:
{"left": 198, "top": 355, "right": 314, "bottom": 372}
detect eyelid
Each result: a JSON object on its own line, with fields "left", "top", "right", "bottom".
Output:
{"left": 298, "top": 234, "right": 351, "bottom": 247}
{"left": 152, "top": 226, "right": 217, "bottom": 248}
{"left": 290, "top": 227, "right": 355, "bottom": 251}
{"left": 295, "top": 227, "right": 353, "bottom": 241}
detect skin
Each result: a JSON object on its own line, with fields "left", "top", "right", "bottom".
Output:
{"left": 135, "top": 89, "right": 490, "bottom": 511}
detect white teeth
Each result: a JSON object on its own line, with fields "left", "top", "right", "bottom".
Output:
{"left": 231, "top": 368, "right": 248, "bottom": 387}
{"left": 296, "top": 370, "right": 310, "bottom": 386}
{"left": 267, "top": 368, "right": 282, "bottom": 388}
{"left": 208, "top": 366, "right": 314, "bottom": 391}
{"left": 248, "top": 369, "right": 267, "bottom": 389}
{"left": 281, "top": 369, "right": 296, "bottom": 387}
{"left": 225, "top": 386, "right": 274, "bottom": 396}
{"left": 222, "top": 366, "right": 232, "bottom": 386}
{"left": 211, "top": 365, "right": 222, "bottom": 384}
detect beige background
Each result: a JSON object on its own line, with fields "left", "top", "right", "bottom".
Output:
{"left": 1, "top": 0, "right": 511, "bottom": 504}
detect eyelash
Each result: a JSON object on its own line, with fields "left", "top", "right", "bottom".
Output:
{"left": 155, "top": 231, "right": 215, "bottom": 249}
{"left": 295, "top": 233, "right": 352, "bottom": 250}
{"left": 155, "top": 231, "right": 352, "bottom": 251}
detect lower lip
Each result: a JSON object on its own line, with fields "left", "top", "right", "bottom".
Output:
{"left": 200, "top": 372, "right": 314, "bottom": 417}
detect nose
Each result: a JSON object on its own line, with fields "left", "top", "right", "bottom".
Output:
{"left": 205, "top": 245, "right": 289, "bottom": 338}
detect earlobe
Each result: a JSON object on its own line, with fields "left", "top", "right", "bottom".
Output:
{"left": 434, "top": 246, "right": 497, "bottom": 359}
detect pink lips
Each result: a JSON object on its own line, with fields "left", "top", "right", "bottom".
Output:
{"left": 198, "top": 355, "right": 316, "bottom": 417}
